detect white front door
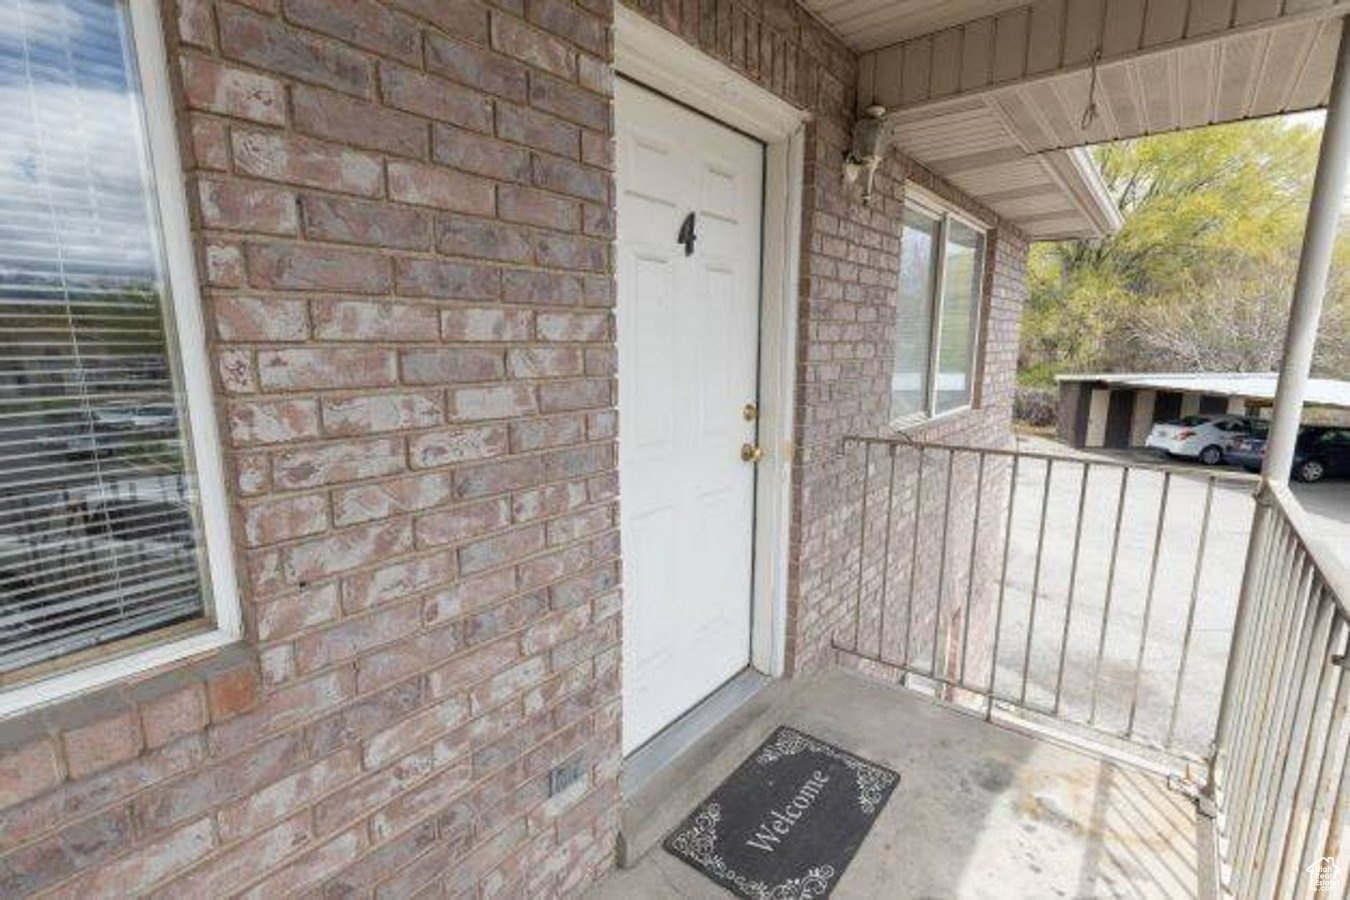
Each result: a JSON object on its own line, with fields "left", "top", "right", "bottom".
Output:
{"left": 615, "top": 80, "right": 765, "bottom": 754}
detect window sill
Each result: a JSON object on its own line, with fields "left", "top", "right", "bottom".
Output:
{"left": 889, "top": 403, "right": 976, "bottom": 435}
{"left": 0, "top": 627, "right": 240, "bottom": 720}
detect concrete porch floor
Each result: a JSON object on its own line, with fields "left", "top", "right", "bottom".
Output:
{"left": 587, "top": 669, "right": 1214, "bottom": 899}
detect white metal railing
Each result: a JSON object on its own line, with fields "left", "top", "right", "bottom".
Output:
{"left": 834, "top": 436, "right": 1256, "bottom": 773}
{"left": 1211, "top": 482, "right": 1350, "bottom": 898}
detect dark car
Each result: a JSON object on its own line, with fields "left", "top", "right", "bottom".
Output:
{"left": 1226, "top": 425, "right": 1350, "bottom": 482}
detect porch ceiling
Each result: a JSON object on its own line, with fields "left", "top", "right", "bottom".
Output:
{"left": 812, "top": 0, "right": 1346, "bottom": 241}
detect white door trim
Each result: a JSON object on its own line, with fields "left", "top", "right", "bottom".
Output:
{"left": 614, "top": 7, "right": 807, "bottom": 678}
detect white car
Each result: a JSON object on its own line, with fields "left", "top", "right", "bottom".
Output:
{"left": 1145, "top": 414, "right": 1254, "bottom": 465}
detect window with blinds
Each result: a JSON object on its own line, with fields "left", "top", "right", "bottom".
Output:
{"left": 0, "top": 0, "right": 211, "bottom": 682}
{"left": 890, "top": 196, "right": 987, "bottom": 423}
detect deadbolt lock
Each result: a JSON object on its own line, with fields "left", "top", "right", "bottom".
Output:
{"left": 742, "top": 403, "right": 758, "bottom": 421}
{"left": 741, "top": 443, "right": 764, "bottom": 463}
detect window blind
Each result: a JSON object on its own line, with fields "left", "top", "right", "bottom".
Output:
{"left": 0, "top": 0, "right": 209, "bottom": 678}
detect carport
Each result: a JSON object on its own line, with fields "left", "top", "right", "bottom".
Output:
{"left": 1054, "top": 372, "right": 1350, "bottom": 448}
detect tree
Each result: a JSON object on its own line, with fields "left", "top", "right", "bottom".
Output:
{"left": 1022, "top": 117, "right": 1348, "bottom": 384}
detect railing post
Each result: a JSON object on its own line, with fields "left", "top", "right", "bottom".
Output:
{"left": 1210, "top": 17, "right": 1350, "bottom": 796}
{"left": 1263, "top": 19, "right": 1350, "bottom": 486}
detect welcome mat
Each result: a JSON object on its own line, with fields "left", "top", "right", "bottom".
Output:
{"left": 663, "top": 726, "right": 899, "bottom": 899}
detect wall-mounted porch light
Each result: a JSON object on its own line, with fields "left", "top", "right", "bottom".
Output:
{"left": 843, "top": 105, "right": 892, "bottom": 206}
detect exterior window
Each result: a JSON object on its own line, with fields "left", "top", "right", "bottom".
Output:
{"left": 0, "top": 0, "right": 236, "bottom": 700}
{"left": 890, "top": 197, "right": 987, "bottom": 423}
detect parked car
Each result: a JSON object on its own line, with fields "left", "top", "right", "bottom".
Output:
{"left": 1226, "top": 425, "right": 1350, "bottom": 482}
{"left": 1144, "top": 414, "right": 1255, "bottom": 465}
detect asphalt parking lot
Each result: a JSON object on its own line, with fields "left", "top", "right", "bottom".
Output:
{"left": 994, "top": 434, "right": 1348, "bottom": 758}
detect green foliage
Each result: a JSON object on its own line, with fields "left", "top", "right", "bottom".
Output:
{"left": 1022, "top": 117, "right": 1348, "bottom": 381}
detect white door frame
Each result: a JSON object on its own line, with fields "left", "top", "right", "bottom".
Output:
{"left": 614, "top": 7, "right": 808, "bottom": 678}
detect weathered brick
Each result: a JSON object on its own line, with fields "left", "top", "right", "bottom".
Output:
{"left": 177, "top": 0, "right": 214, "bottom": 48}
{"left": 529, "top": 0, "right": 606, "bottom": 55}
{"left": 160, "top": 813, "right": 314, "bottom": 897}
{"left": 283, "top": 520, "right": 415, "bottom": 585}
{"left": 362, "top": 696, "right": 469, "bottom": 770}
{"left": 256, "top": 584, "right": 342, "bottom": 641}
{"left": 415, "top": 497, "right": 511, "bottom": 548}
{"left": 507, "top": 346, "right": 584, "bottom": 378}
{"left": 498, "top": 184, "right": 579, "bottom": 231}
{"left": 496, "top": 103, "right": 580, "bottom": 158}
{"left": 459, "top": 525, "right": 546, "bottom": 575}
{"left": 204, "top": 240, "right": 245, "bottom": 287}
{"left": 189, "top": 118, "right": 231, "bottom": 171}
{"left": 400, "top": 347, "right": 505, "bottom": 384}
{"left": 206, "top": 666, "right": 261, "bottom": 721}
{"left": 248, "top": 242, "right": 392, "bottom": 293}
{"left": 333, "top": 471, "right": 456, "bottom": 526}
{"left": 369, "top": 762, "right": 472, "bottom": 843}
{"left": 354, "top": 624, "right": 462, "bottom": 694}
{"left": 138, "top": 686, "right": 208, "bottom": 751}
{"left": 460, "top": 591, "right": 549, "bottom": 646}
{"left": 322, "top": 391, "right": 443, "bottom": 436}
{"left": 243, "top": 492, "right": 329, "bottom": 546}
{"left": 58, "top": 816, "right": 216, "bottom": 898}
{"left": 433, "top": 124, "right": 532, "bottom": 182}
{"left": 424, "top": 569, "right": 517, "bottom": 626}
{"left": 219, "top": 5, "right": 372, "bottom": 97}
{"left": 409, "top": 424, "right": 510, "bottom": 469}
{"left": 534, "top": 232, "right": 608, "bottom": 271}
{"left": 426, "top": 31, "right": 529, "bottom": 102}
{"left": 537, "top": 377, "right": 611, "bottom": 412}
{"left": 386, "top": 0, "right": 488, "bottom": 42}
{"left": 312, "top": 299, "right": 440, "bottom": 342}
{"left": 528, "top": 71, "right": 609, "bottom": 131}
{"left": 238, "top": 131, "right": 381, "bottom": 198}
{"left": 0, "top": 740, "right": 61, "bottom": 807}
{"left": 388, "top": 159, "right": 496, "bottom": 214}
{"left": 301, "top": 194, "right": 432, "bottom": 250}
{"left": 380, "top": 63, "right": 493, "bottom": 131}
{"left": 238, "top": 828, "right": 365, "bottom": 898}
{"left": 511, "top": 481, "right": 587, "bottom": 522}
{"left": 295, "top": 599, "right": 422, "bottom": 672}
{"left": 547, "top": 507, "right": 612, "bottom": 546}
{"left": 62, "top": 712, "right": 143, "bottom": 780}
{"left": 436, "top": 214, "right": 535, "bottom": 262}
{"left": 293, "top": 84, "right": 429, "bottom": 158}
{"left": 284, "top": 0, "right": 420, "bottom": 59}
{"left": 581, "top": 128, "right": 614, "bottom": 169}
{"left": 0, "top": 807, "right": 136, "bottom": 896}
{"left": 305, "top": 678, "right": 425, "bottom": 758}
{"left": 501, "top": 269, "right": 585, "bottom": 305}
{"left": 273, "top": 437, "right": 405, "bottom": 490}
{"left": 343, "top": 553, "right": 456, "bottom": 612}
{"left": 228, "top": 398, "right": 321, "bottom": 446}
{"left": 536, "top": 311, "right": 609, "bottom": 341}
{"left": 446, "top": 384, "right": 538, "bottom": 421}
{"left": 509, "top": 414, "right": 585, "bottom": 452}
{"left": 258, "top": 347, "right": 397, "bottom": 390}
{"left": 532, "top": 155, "right": 607, "bottom": 203}
{"left": 453, "top": 456, "right": 544, "bottom": 499}
{"left": 215, "top": 296, "right": 309, "bottom": 341}
{"left": 545, "top": 443, "right": 612, "bottom": 481}
{"left": 180, "top": 56, "right": 285, "bottom": 124}
{"left": 490, "top": 12, "right": 576, "bottom": 79}
{"left": 441, "top": 306, "right": 534, "bottom": 341}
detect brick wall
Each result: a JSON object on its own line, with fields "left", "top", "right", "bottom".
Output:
{"left": 0, "top": 0, "right": 1032, "bottom": 894}
{"left": 1, "top": 0, "right": 622, "bottom": 896}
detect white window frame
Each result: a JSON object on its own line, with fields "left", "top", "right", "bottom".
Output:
{"left": 890, "top": 184, "right": 990, "bottom": 430}
{"left": 0, "top": 0, "right": 242, "bottom": 718}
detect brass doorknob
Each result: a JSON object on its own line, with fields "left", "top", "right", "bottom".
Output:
{"left": 741, "top": 443, "right": 764, "bottom": 463}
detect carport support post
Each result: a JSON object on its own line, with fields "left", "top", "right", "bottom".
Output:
{"left": 1209, "top": 19, "right": 1350, "bottom": 798}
